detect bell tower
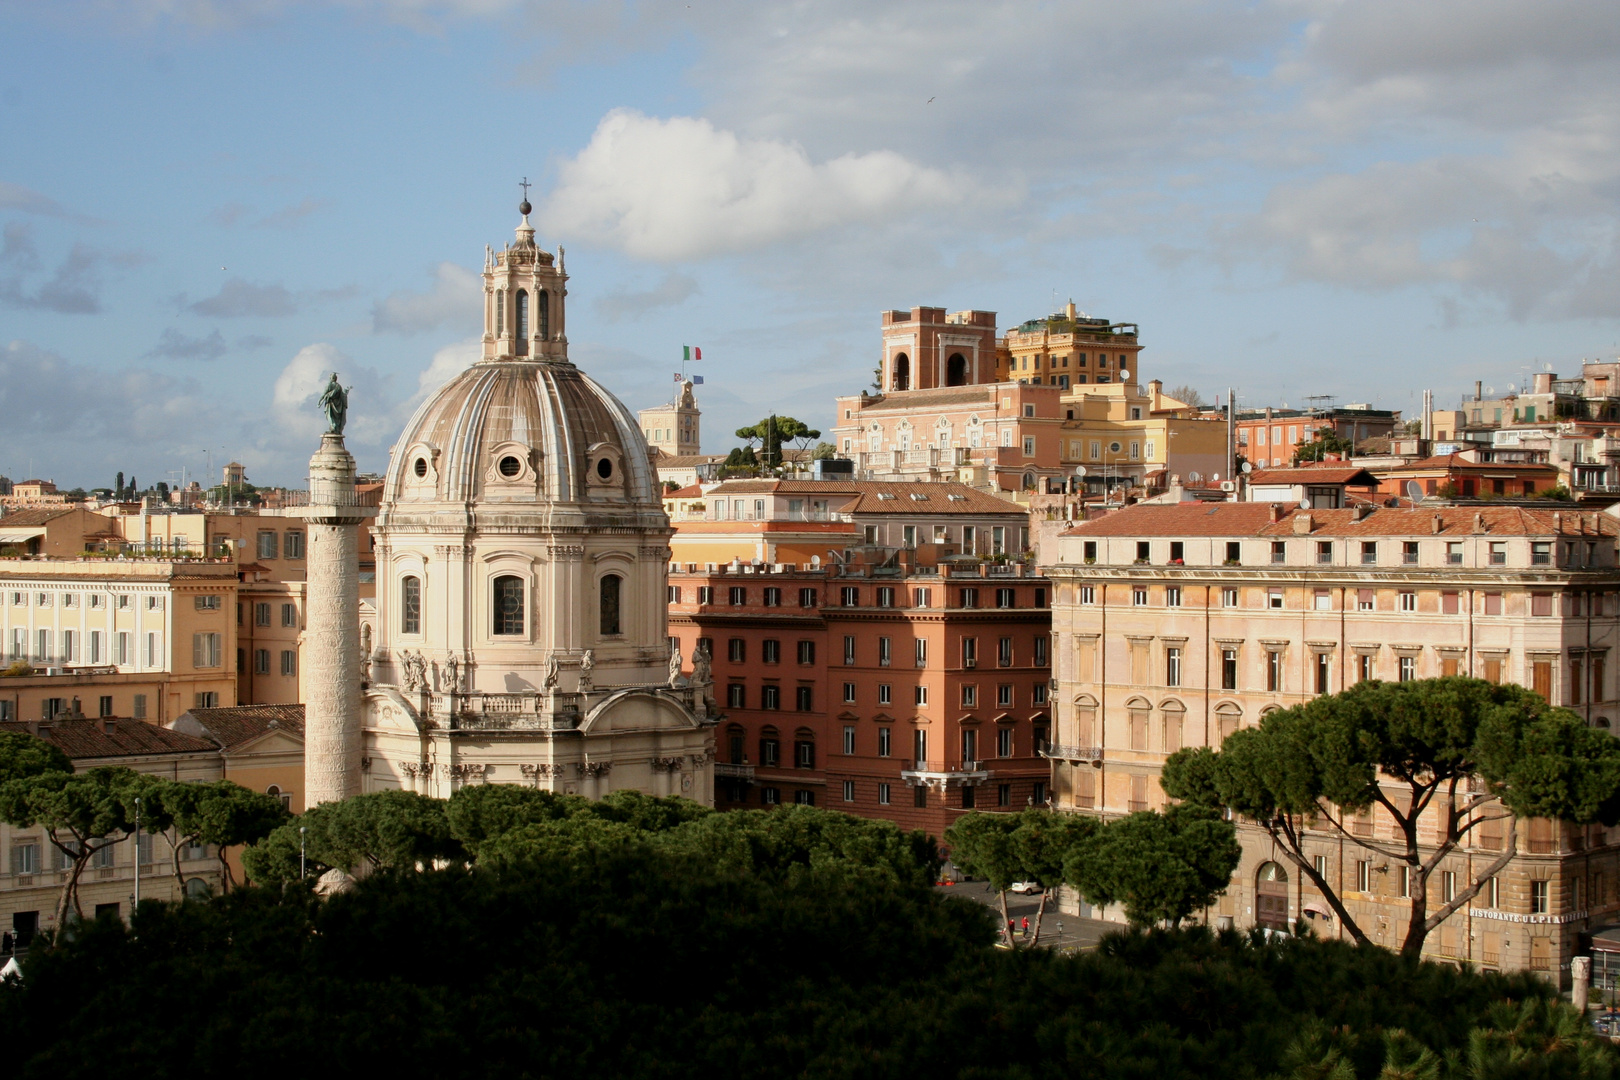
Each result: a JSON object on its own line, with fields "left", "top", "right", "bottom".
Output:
{"left": 483, "top": 188, "right": 568, "bottom": 363}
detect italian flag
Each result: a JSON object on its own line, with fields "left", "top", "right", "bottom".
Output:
{"left": 683, "top": 346, "right": 701, "bottom": 361}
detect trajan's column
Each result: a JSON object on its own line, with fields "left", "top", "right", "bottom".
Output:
{"left": 302, "top": 373, "right": 378, "bottom": 805}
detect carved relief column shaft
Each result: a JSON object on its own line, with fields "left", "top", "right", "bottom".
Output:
{"left": 302, "top": 433, "right": 378, "bottom": 806}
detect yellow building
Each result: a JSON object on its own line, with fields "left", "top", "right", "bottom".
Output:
{"left": 640, "top": 379, "right": 702, "bottom": 457}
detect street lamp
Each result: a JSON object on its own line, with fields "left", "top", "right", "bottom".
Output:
{"left": 132, "top": 796, "right": 141, "bottom": 914}
{"left": 299, "top": 826, "right": 307, "bottom": 881}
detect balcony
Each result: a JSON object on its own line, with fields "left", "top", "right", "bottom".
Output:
{"left": 441, "top": 692, "right": 581, "bottom": 732}
{"left": 900, "top": 759, "right": 993, "bottom": 786}
{"left": 713, "top": 762, "right": 756, "bottom": 781}
{"left": 1044, "top": 744, "right": 1103, "bottom": 763}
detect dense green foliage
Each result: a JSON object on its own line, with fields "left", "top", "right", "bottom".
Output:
{"left": 2, "top": 839, "right": 1613, "bottom": 1079}
{"left": 1162, "top": 677, "right": 1620, "bottom": 953}
{"left": 0, "top": 730, "right": 71, "bottom": 783}
{"left": 141, "top": 780, "right": 291, "bottom": 891}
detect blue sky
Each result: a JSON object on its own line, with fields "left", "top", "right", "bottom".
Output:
{"left": 2, "top": 0, "right": 1618, "bottom": 488}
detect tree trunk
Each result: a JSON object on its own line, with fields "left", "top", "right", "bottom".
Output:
{"left": 1029, "top": 889, "right": 1049, "bottom": 947}
{"left": 171, "top": 831, "right": 187, "bottom": 891}
{"left": 217, "top": 848, "right": 236, "bottom": 894}
{"left": 998, "top": 888, "right": 1013, "bottom": 947}
{"left": 55, "top": 850, "right": 93, "bottom": 928}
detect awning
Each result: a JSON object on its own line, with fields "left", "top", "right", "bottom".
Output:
{"left": 1302, "top": 902, "right": 1333, "bottom": 920}
{"left": 0, "top": 527, "right": 46, "bottom": 542}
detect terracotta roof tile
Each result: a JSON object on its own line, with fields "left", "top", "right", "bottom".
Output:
{"left": 704, "top": 479, "right": 1025, "bottom": 516}
{"left": 175, "top": 704, "right": 305, "bottom": 750}
{"left": 0, "top": 508, "right": 80, "bottom": 527}
{"left": 1376, "top": 453, "right": 1559, "bottom": 475}
{"left": 0, "top": 719, "right": 218, "bottom": 760}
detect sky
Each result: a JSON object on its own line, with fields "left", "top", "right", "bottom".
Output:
{"left": 2, "top": 0, "right": 1618, "bottom": 489}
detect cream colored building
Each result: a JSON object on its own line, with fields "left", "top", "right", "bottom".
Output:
{"left": 640, "top": 379, "right": 702, "bottom": 458}
{"left": 351, "top": 205, "right": 715, "bottom": 802}
{"left": 1046, "top": 498, "right": 1620, "bottom": 982}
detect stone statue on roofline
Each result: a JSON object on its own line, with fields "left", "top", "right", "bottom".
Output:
{"left": 319, "top": 372, "right": 349, "bottom": 436}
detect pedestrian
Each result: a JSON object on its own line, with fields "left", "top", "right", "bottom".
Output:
{"left": 1007, "top": 918, "right": 1015, "bottom": 941}
{"left": 1057, "top": 920, "right": 1065, "bottom": 938}
{"left": 1021, "top": 916, "right": 1030, "bottom": 938}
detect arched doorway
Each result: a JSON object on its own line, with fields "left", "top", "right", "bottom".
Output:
{"left": 946, "top": 352, "right": 967, "bottom": 386}
{"left": 1256, "top": 861, "right": 1289, "bottom": 930}
{"left": 892, "top": 353, "right": 910, "bottom": 391}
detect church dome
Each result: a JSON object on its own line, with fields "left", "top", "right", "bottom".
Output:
{"left": 385, "top": 357, "right": 659, "bottom": 508}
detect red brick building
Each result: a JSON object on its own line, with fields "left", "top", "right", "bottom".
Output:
{"left": 668, "top": 550, "right": 1053, "bottom": 835}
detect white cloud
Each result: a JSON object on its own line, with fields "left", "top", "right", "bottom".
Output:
{"left": 372, "top": 261, "right": 481, "bottom": 334}
{"left": 540, "top": 110, "right": 972, "bottom": 261}
{"left": 407, "top": 337, "right": 479, "bottom": 408}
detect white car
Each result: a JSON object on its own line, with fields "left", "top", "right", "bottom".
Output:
{"left": 1008, "top": 881, "right": 1042, "bottom": 894}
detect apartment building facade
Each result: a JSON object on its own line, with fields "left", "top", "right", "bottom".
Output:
{"left": 668, "top": 556, "right": 1053, "bottom": 835}
{"left": 1046, "top": 500, "right": 1620, "bottom": 981}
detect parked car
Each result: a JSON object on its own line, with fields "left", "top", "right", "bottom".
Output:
{"left": 1590, "top": 1011, "right": 1620, "bottom": 1038}
{"left": 1009, "top": 881, "right": 1042, "bottom": 894}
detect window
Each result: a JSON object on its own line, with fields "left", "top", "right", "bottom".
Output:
{"left": 997, "top": 727, "right": 1013, "bottom": 758}
{"left": 800, "top": 588, "right": 818, "bottom": 608}
{"left": 797, "top": 640, "right": 816, "bottom": 665}
{"left": 1033, "top": 637, "right": 1048, "bottom": 667}
{"left": 401, "top": 577, "right": 421, "bottom": 635}
{"left": 1270, "top": 541, "right": 1286, "bottom": 564}
{"left": 877, "top": 587, "right": 895, "bottom": 608}
{"left": 997, "top": 638, "right": 1013, "bottom": 667}
{"left": 1166, "top": 647, "right": 1182, "bottom": 687}
{"left": 878, "top": 727, "right": 892, "bottom": 757}
{"left": 194, "top": 594, "right": 221, "bottom": 611}
{"left": 1166, "top": 586, "right": 1181, "bottom": 607}
{"left": 1315, "top": 653, "right": 1330, "bottom": 694}
{"left": 1358, "top": 653, "right": 1375, "bottom": 682}
{"left": 494, "top": 576, "right": 526, "bottom": 636}
{"left": 1531, "top": 592, "right": 1553, "bottom": 617}
{"left": 959, "top": 587, "right": 979, "bottom": 608}
{"left": 194, "top": 692, "right": 219, "bottom": 708}
{"left": 1531, "top": 879, "right": 1549, "bottom": 915}
{"left": 256, "top": 531, "right": 278, "bottom": 560}
{"left": 280, "top": 650, "right": 297, "bottom": 677}
{"left": 1268, "top": 589, "right": 1283, "bottom": 609}
{"left": 1357, "top": 860, "right": 1371, "bottom": 892}
{"left": 914, "top": 685, "right": 928, "bottom": 706}
{"left": 843, "top": 726, "right": 856, "bottom": 755}
{"left": 1531, "top": 542, "right": 1551, "bottom": 566}
{"left": 913, "top": 587, "right": 932, "bottom": 608}
{"left": 696, "top": 585, "right": 714, "bottom": 605}
{"left": 1398, "top": 590, "right": 1416, "bottom": 612}
{"left": 961, "top": 684, "right": 977, "bottom": 707}
{"left": 255, "top": 602, "right": 272, "bottom": 627}
{"left": 729, "top": 639, "right": 747, "bottom": 663}
{"left": 842, "top": 636, "right": 855, "bottom": 666}
{"left": 1136, "top": 541, "right": 1151, "bottom": 562}
{"left": 996, "top": 588, "right": 1015, "bottom": 609}
{"left": 1361, "top": 541, "right": 1377, "bottom": 565}
{"left": 727, "top": 684, "right": 745, "bottom": 708}
{"left": 1022, "top": 436, "right": 1035, "bottom": 456}
{"left": 729, "top": 586, "right": 746, "bottom": 606}
{"left": 284, "top": 531, "right": 305, "bottom": 559}
{"left": 962, "top": 637, "right": 978, "bottom": 668}
{"left": 914, "top": 638, "right": 927, "bottom": 667}
{"left": 1221, "top": 587, "right": 1238, "bottom": 608}
{"left": 1220, "top": 649, "right": 1238, "bottom": 690}
{"left": 1442, "top": 591, "right": 1459, "bottom": 615}
{"left": 1316, "top": 541, "right": 1332, "bottom": 564}
{"left": 1489, "top": 541, "right": 1506, "bottom": 565}
{"left": 1399, "top": 655, "right": 1416, "bottom": 682}
{"left": 997, "top": 684, "right": 1012, "bottom": 707}
{"left": 794, "top": 685, "right": 812, "bottom": 711}
{"left": 1397, "top": 866, "right": 1410, "bottom": 898}
{"left": 763, "top": 587, "right": 781, "bottom": 607}
{"left": 1446, "top": 541, "right": 1463, "bottom": 565}
{"left": 840, "top": 586, "right": 860, "bottom": 606}
{"left": 1441, "top": 870, "right": 1456, "bottom": 904}
{"left": 842, "top": 780, "right": 855, "bottom": 802}
{"left": 1080, "top": 585, "right": 1095, "bottom": 605}
{"left": 280, "top": 603, "right": 298, "bottom": 628}
{"left": 1313, "top": 589, "right": 1331, "bottom": 611}
{"left": 10, "top": 839, "right": 40, "bottom": 876}
{"left": 794, "top": 738, "right": 815, "bottom": 768}
{"left": 1267, "top": 651, "right": 1282, "bottom": 692}
{"left": 761, "top": 787, "right": 781, "bottom": 806}
{"left": 192, "top": 632, "right": 222, "bottom": 669}
{"left": 1132, "top": 587, "right": 1148, "bottom": 606}
{"left": 133, "top": 694, "right": 147, "bottom": 719}
{"left": 253, "top": 649, "right": 270, "bottom": 675}
{"left": 878, "top": 783, "right": 891, "bottom": 805}
{"left": 878, "top": 684, "right": 892, "bottom": 706}
{"left": 763, "top": 639, "right": 781, "bottom": 664}
{"left": 1402, "top": 541, "right": 1419, "bottom": 565}
{"left": 878, "top": 637, "right": 892, "bottom": 667}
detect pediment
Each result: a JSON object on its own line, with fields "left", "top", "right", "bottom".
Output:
{"left": 364, "top": 687, "right": 425, "bottom": 733}
{"left": 579, "top": 688, "right": 700, "bottom": 736}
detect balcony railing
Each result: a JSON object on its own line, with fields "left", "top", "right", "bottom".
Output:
{"left": 713, "top": 762, "right": 755, "bottom": 780}
{"left": 1045, "top": 744, "right": 1103, "bottom": 761}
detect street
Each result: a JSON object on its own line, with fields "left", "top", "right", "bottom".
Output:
{"left": 933, "top": 880, "right": 1121, "bottom": 952}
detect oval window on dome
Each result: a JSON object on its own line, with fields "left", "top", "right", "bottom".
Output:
{"left": 498, "top": 455, "right": 522, "bottom": 478}
{"left": 596, "top": 458, "right": 613, "bottom": 480}
{"left": 414, "top": 458, "right": 428, "bottom": 478}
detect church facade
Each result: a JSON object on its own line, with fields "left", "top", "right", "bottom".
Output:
{"left": 338, "top": 205, "right": 715, "bottom": 803}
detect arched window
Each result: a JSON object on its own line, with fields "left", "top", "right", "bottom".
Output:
{"left": 514, "top": 289, "right": 529, "bottom": 353}
{"left": 401, "top": 575, "right": 421, "bottom": 635}
{"left": 1160, "top": 700, "right": 1185, "bottom": 753}
{"left": 1256, "top": 861, "right": 1290, "bottom": 929}
{"left": 495, "top": 290, "right": 505, "bottom": 334}
{"left": 1215, "top": 702, "right": 1241, "bottom": 742}
{"left": 599, "top": 574, "right": 622, "bottom": 636}
{"left": 537, "top": 289, "right": 550, "bottom": 341}
{"left": 892, "top": 352, "right": 910, "bottom": 391}
{"left": 946, "top": 352, "right": 967, "bottom": 386}
{"left": 493, "top": 575, "right": 525, "bottom": 636}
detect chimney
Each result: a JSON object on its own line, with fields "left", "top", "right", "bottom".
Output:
{"left": 1475, "top": 380, "right": 1483, "bottom": 402}
{"left": 1353, "top": 503, "right": 1375, "bottom": 521}
{"left": 101, "top": 718, "right": 115, "bottom": 736}
{"left": 1293, "top": 512, "right": 1313, "bottom": 534}
{"left": 1533, "top": 371, "right": 1554, "bottom": 395}
{"left": 1431, "top": 513, "right": 1444, "bottom": 534}
{"left": 1065, "top": 300, "right": 1077, "bottom": 320}
{"left": 1268, "top": 502, "right": 1284, "bottom": 523}
{"left": 1473, "top": 513, "right": 1487, "bottom": 534}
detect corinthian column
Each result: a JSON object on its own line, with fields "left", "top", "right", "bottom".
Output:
{"left": 302, "top": 433, "right": 378, "bottom": 805}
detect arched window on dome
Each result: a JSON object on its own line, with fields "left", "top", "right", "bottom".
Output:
{"left": 493, "top": 575, "right": 525, "bottom": 636}
{"left": 600, "top": 574, "right": 622, "bottom": 636}
{"left": 401, "top": 576, "right": 421, "bottom": 635}
{"left": 514, "top": 289, "right": 529, "bottom": 355}
{"left": 537, "top": 289, "right": 550, "bottom": 341}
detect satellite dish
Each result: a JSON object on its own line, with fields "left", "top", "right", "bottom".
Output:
{"left": 1119, "top": 369, "right": 1131, "bottom": 380}
{"left": 1241, "top": 461, "right": 1253, "bottom": 474}
{"left": 1299, "top": 498, "right": 1312, "bottom": 510}
{"left": 1486, "top": 386, "right": 1495, "bottom": 396}
{"left": 1189, "top": 471, "right": 1202, "bottom": 483}
{"left": 1073, "top": 465, "right": 1088, "bottom": 476}
{"left": 1211, "top": 473, "right": 1221, "bottom": 482}
{"left": 1406, "top": 480, "right": 1425, "bottom": 503}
